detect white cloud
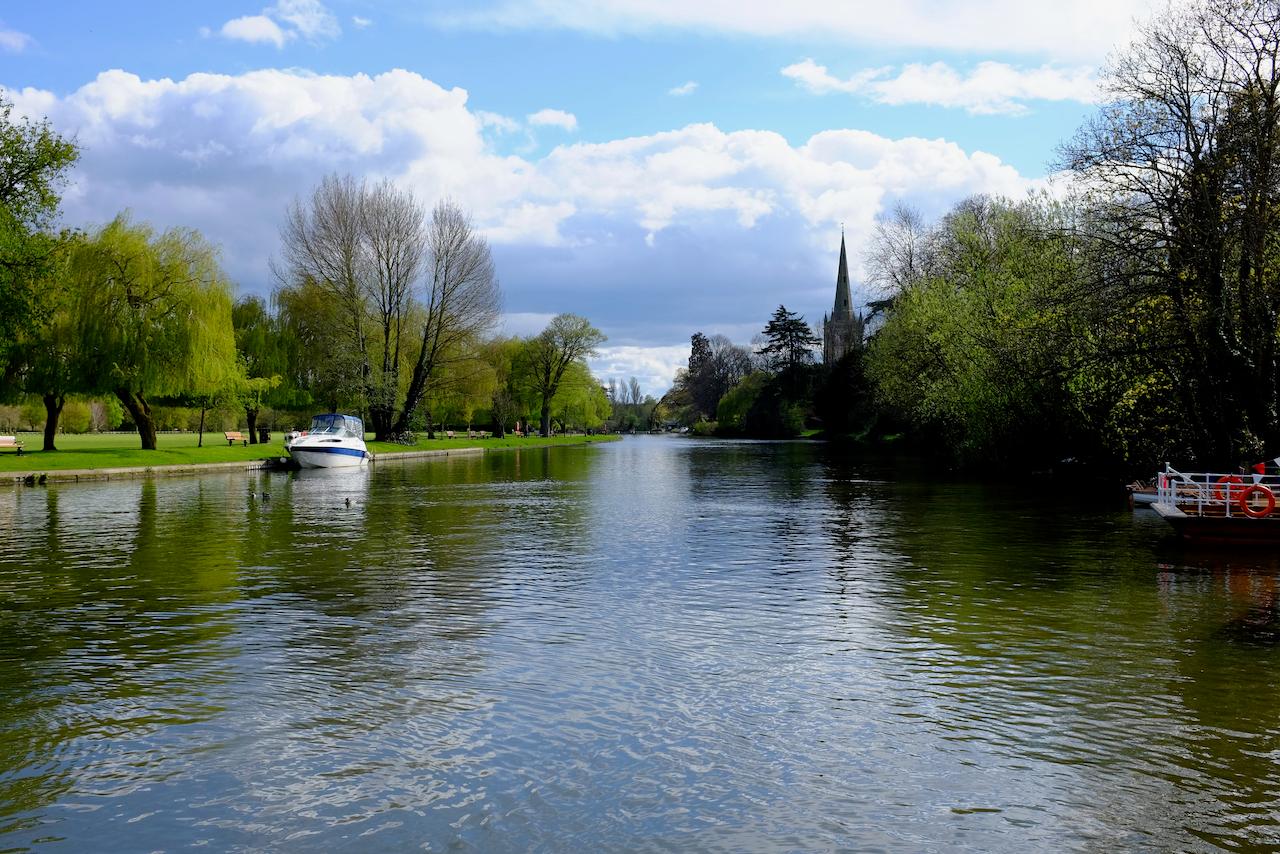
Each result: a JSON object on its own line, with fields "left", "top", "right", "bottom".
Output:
{"left": 668, "top": 80, "right": 698, "bottom": 96}
{"left": 272, "top": 0, "right": 340, "bottom": 40}
{"left": 476, "top": 110, "right": 520, "bottom": 133}
{"left": 782, "top": 58, "right": 1099, "bottom": 115}
{"left": 352, "top": 15, "right": 373, "bottom": 28}
{"left": 528, "top": 108, "right": 578, "bottom": 131}
{"left": 0, "top": 24, "right": 32, "bottom": 53}
{"left": 218, "top": 0, "right": 339, "bottom": 47}
{"left": 441, "top": 0, "right": 1154, "bottom": 62}
{"left": 592, "top": 345, "right": 691, "bottom": 396}
{"left": 221, "top": 15, "right": 289, "bottom": 48}
{"left": 8, "top": 68, "right": 1041, "bottom": 391}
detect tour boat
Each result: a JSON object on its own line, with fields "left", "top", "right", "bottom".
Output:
{"left": 1151, "top": 463, "right": 1280, "bottom": 544}
{"left": 286, "top": 413, "right": 372, "bottom": 469}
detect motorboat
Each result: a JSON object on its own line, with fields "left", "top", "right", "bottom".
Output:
{"left": 286, "top": 413, "right": 372, "bottom": 469}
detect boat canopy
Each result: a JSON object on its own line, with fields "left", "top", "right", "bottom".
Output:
{"left": 307, "top": 413, "right": 364, "bottom": 439}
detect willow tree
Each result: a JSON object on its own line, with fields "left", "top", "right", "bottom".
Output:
{"left": 73, "top": 216, "right": 237, "bottom": 450}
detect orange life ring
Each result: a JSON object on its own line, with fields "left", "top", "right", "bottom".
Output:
{"left": 1239, "top": 484, "right": 1276, "bottom": 518}
{"left": 1214, "top": 475, "right": 1244, "bottom": 502}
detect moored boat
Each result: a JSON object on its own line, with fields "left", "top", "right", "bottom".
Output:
{"left": 286, "top": 413, "right": 372, "bottom": 469}
{"left": 1151, "top": 463, "right": 1280, "bottom": 544}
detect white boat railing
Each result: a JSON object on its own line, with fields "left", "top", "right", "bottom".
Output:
{"left": 1156, "top": 462, "right": 1280, "bottom": 518}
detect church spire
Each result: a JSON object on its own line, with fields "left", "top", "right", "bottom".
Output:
{"left": 833, "top": 231, "right": 852, "bottom": 320}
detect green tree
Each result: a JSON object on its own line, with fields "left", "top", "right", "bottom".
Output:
{"left": 0, "top": 97, "right": 79, "bottom": 375}
{"left": 13, "top": 231, "right": 84, "bottom": 449}
{"left": 232, "top": 296, "right": 292, "bottom": 442}
{"left": 866, "top": 196, "right": 1087, "bottom": 466}
{"left": 524, "top": 314, "right": 606, "bottom": 437}
{"left": 72, "top": 216, "right": 238, "bottom": 450}
{"left": 1061, "top": 0, "right": 1280, "bottom": 466}
{"left": 274, "top": 276, "right": 360, "bottom": 413}
{"left": 716, "top": 372, "right": 769, "bottom": 434}
{"left": 759, "top": 305, "right": 819, "bottom": 371}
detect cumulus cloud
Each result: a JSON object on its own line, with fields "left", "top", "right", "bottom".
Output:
{"left": 782, "top": 58, "right": 1099, "bottom": 115}
{"left": 668, "top": 80, "right": 698, "bottom": 96}
{"left": 219, "top": 0, "right": 340, "bottom": 47}
{"left": 8, "top": 67, "right": 1040, "bottom": 392}
{"left": 527, "top": 108, "right": 578, "bottom": 131}
{"left": 440, "top": 0, "right": 1153, "bottom": 61}
{"left": 352, "top": 15, "right": 373, "bottom": 28}
{"left": 221, "top": 15, "right": 289, "bottom": 48}
{"left": 0, "top": 24, "right": 32, "bottom": 53}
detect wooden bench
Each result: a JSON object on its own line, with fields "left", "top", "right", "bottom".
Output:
{"left": 224, "top": 431, "right": 247, "bottom": 446}
{"left": 0, "top": 435, "right": 23, "bottom": 455}
{"left": 446, "top": 430, "right": 455, "bottom": 439}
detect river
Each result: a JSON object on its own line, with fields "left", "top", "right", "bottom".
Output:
{"left": 1, "top": 436, "right": 1278, "bottom": 851}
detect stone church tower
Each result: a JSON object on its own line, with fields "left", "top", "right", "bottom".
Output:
{"left": 822, "top": 233, "right": 863, "bottom": 365}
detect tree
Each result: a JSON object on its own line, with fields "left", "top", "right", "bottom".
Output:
{"left": 279, "top": 175, "right": 425, "bottom": 439}
{"left": 12, "top": 231, "right": 83, "bottom": 449}
{"left": 759, "top": 305, "right": 819, "bottom": 371}
{"left": 274, "top": 276, "right": 360, "bottom": 413}
{"left": 866, "top": 195, "right": 1089, "bottom": 466}
{"left": 686, "top": 332, "right": 754, "bottom": 419}
{"left": 233, "top": 296, "right": 293, "bottom": 443}
{"left": 73, "top": 216, "right": 238, "bottom": 450}
{"left": 0, "top": 97, "right": 79, "bottom": 375}
{"left": 524, "top": 314, "right": 606, "bottom": 436}
{"left": 395, "top": 199, "right": 500, "bottom": 435}
{"left": 1061, "top": 0, "right": 1280, "bottom": 466}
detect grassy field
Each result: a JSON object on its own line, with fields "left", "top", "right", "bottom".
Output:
{"left": 0, "top": 431, "right": 619, "bottom": 473}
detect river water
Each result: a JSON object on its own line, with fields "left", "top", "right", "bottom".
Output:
{"left": 0, "top": 436, "right": 1278, "bottom": 851}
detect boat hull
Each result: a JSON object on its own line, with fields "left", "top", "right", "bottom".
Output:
{"left": 288, "top": 444, "right": 370, "bottom": 469}
{"left": 1152, "top": 502, "right": 1280, "bottom": 545}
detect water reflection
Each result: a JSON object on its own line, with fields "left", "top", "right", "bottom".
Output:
{"left": 1, "top": 438, "right": 1280, "bottom": 850}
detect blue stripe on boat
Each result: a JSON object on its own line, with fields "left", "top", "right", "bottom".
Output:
{"left": 291, "top": 445, "right": 368, "bottom": 458}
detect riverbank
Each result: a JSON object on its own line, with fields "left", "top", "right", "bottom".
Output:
{"left": 0, "top": 431, "right": 619, "bottom": 484}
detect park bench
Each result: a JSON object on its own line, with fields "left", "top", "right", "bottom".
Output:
{"left": 0, "top": 435, "right": 23, "bottom": 455}
{"left": 445, "top": 430, "right": 456, "bottom": 439}
{"left": 224, "top": 431, "right": 248, "bottom": 446}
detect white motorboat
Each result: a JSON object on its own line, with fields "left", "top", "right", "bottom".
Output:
{"left": 286, "top": 413, "right": 372, "bottom": 469}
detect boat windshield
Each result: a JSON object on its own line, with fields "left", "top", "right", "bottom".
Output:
{"left": 307, "top": 413, "right": 364, "bottom": 439}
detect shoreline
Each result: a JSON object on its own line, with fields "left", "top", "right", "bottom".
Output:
{"left": 2, "top": 435, "right": 620, "bottom": 487}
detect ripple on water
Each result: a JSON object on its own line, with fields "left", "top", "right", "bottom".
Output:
{"left": 1, "top": 439, "right": 1280, "bottom": 851}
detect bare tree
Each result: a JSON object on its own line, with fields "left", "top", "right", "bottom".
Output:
{"left": 362, "top": 180, "right": 425, "bottom": 437}
{"left": 279, "top": 175, "right": 429, "bottom": 439}
{"left": 279, "top": 175, "right": 368, "bottom": 410}
{"left": 395, "top": 199, "right": 500, "bottom": 436}
{"left": 865, "top": 202, "right": 931, "bottom": 296}
{"left": 525, "top": 313, "right": 606, "bottom": 436}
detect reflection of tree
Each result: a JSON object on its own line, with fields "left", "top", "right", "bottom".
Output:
{"left": 813, "top": 452, "right": 1280, "bottom": 849}
{"left": 0, "top": 477, "right": 242, "bottom": 833}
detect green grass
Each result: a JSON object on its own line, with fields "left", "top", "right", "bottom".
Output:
{"left": 0, "top": 431, "right": 619, "bottom": 473}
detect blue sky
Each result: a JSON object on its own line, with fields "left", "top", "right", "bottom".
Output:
{"left": 0, "top": 0, "right": 1152, "bottom": 393}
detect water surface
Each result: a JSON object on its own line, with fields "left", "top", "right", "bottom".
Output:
{"left": 1, "top": 437, "right": 1278, "bottom": 851}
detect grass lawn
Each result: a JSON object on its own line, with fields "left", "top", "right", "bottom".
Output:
{"left": 0, "top": 431, "right": 619, "bottom": 473}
